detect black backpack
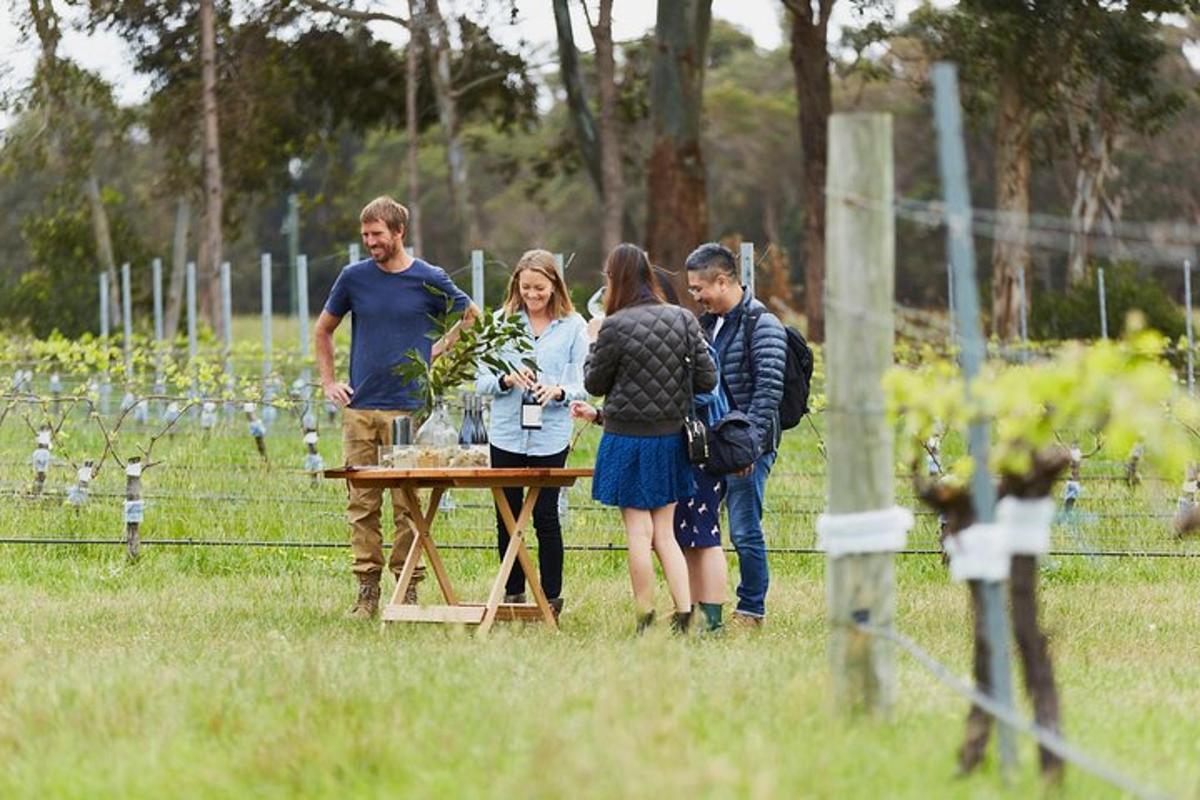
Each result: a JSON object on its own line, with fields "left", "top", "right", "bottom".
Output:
{"left": 742, "top": 307, "right": 814, "bottom": 430}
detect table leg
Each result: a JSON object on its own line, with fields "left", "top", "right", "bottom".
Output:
{"left": 407, "top": 486, "right": 457, "bottom": 605}
{"left": 478, "top": 486, "right": 556, "bottom": 635}
{"left": 389, "top": 486, "right": 456, "bottom": 609}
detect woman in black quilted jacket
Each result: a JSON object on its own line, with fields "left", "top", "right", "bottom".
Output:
{"left": 582, "top": 244, "right": 717, "bottom": 634}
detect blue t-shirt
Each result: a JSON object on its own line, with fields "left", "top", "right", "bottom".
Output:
{"left": 323, "top": 258, "right": 470, "bottom": 410}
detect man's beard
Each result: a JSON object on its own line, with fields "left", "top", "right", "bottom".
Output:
{"left": 372, "top": 241, "right": 397, "bottom": 264}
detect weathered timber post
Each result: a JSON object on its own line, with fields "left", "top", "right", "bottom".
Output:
{"left": 124, "top": 458, "right": 144, "bottom": 560}
{"left": 819, "top": 112, "right": 910, "bottom": 715}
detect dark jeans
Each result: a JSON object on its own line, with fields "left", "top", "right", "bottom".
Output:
{"left": 490, "top": 445, "right": 569, "bottom": 599}
{"left": 725, "top": 448, "right": 777, "bottom": 617}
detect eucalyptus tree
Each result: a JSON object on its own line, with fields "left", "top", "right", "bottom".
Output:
{"left": 908, "top": 0, "right": 1199, "bottom": 338}
{"left": 6, "top": 0, "right": 128, "bottom": 327}
{"left": 645, "top": 0, "right": 713, "bottom": 303}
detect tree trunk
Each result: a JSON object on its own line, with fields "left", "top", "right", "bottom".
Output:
{"left": 199, "top": 0, "right": 225, "bottom": 335}
{"left": 164, "top": 196, "right": 190, "bottom": 343}
{"left": 84, "top": 174, "right": 122, "bottom": 327}
{"left": 406, "top": 0, "right": 423, "bottom": 256}
{"left": 592, "top": 0, "right": 624, "bottom": 253}
{"left": 763, "top": 191, "right": 794, "bottom": 308}
{"left": 419, "top": 0, "right": 481, "bottom": 256}
{"left": 645, "top": 0, "right": 712, "bottom": 304}
{"left": 552, "top": 0, "right": 603, "bottom": 195}
{"left": 1066, "top": 106, "right": 1115, "bottom": 286}
{"left": 787, "top": 1, "right": 833, "bottom": 344}
{"left": 991, "top": 73, "right": 1031, "bottom": 341}
{"left": 1010, "top": 554, "right": 1064, "bottom": 781}
{"left": 958, "top": 580, "right": 994, "bottom": 774}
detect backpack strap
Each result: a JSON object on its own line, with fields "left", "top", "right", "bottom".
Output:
{"left": 742, "top": 305, "right": 765, "bottom": 390}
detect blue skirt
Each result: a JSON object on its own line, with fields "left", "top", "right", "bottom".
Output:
{"left": 592, "top": 431, "right": 695, "bottom": 510}
{"left": 674, "top": 469, "right": 724, "bottom": 549}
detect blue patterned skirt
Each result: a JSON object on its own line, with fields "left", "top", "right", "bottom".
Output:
{"left": 674, "top": 469, "right": 724, "bottom": 549}
{"left": 592, "top": 431, "right": 695, "bottom": 510}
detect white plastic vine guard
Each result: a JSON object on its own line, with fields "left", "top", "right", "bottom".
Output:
{"left": 77, "top": 466, "right": 92, "bottom": 483}
{"left": 995, "top": 496, "right": 1055, "bottom": 555}
{"left": 124, "top": 500, "right": 145, "bottom": 524}
{"left": 36, "top": 431, "right": 51, "bottom": 446}
{"left": 816, "top": 506, "right": 914, "bottom": 557}
{"left": 126, "top": 462, "right": 143, "bottom": 478}
{"left": 303, "top": 431, "right": 319, "bottom": 445}
{"left": 945, "top": 523, "right": 1010, "bottom": 582}
{"left": 243, "top": 402, "right": 256, "bottom": 413}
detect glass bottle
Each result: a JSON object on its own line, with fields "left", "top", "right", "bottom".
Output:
{"left": 473, "top": 395, "right": 490, "bottom": 445}
{"left": 520, "top": 385, "right": 543, "bottom": 430}
{"left": 458, "top": 394, "right": 473, "bottom": 447}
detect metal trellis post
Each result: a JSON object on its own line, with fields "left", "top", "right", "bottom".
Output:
{"left": 471, "top": 249, "right": 484, "bottom": 310}
{"left": 1098, "top": 267, "right": 1108, "bottom": 340}
{"left": 932, "top": 61, "right": 1018, "bottom": 777}
{"left": 741, "top": 241, "right": 755, "bottom": 299}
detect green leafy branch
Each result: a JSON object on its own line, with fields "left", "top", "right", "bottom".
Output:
{"left": 393, "top": 285, "right": 533, "bottom": 417}
{"left": 885, "top": 325, "right": 1200, "bottom": 492}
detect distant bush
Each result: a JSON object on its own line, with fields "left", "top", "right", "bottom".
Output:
{"left": 1030, "top": 262, "right": 1184, "bottom": 341}
{"left": 0, "top": 189, "right": 148, "bottom": 339}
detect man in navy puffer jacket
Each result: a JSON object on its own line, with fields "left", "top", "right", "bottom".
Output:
{"left": 685, "top": 243, "right": 787, "bottom": 626}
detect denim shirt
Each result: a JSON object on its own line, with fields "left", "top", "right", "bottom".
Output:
{"left": 476, "top": 310, "right": 591, "bottom": 456}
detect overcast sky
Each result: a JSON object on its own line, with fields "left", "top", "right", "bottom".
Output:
{"left": 0, "top": 0, "right": 919, "bottom": 114}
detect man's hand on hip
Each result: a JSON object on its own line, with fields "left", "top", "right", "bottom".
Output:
{"left": 323, "top": 381, "right": 354, "bottom": 407}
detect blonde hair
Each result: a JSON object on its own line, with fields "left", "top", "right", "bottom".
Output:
{"left": 359, "top": 196, "right": 409, "bottom": 235}
{"left": 501, "top": 249, "right": 575, "bottom": 318}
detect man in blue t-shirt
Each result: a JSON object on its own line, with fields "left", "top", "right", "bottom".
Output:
{"left": 316, "top": 196, "right": 477, "bottom": 619}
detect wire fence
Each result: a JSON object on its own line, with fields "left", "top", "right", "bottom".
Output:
{"left": 854, "top": 621, "right": 1167, "bottom": 799}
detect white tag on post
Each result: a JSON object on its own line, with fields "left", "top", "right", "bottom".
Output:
{"left": 945, "top": 523, "right": 1010, "bottom": 582}
{"left": 243, "top": 402, "right": 256, "bottom": 414}
{"left": 36, "top": 430, "right": 51, "bottom": 447}
{"left": 124, "top": 500, "right": 145, "bottom": 524}
{"left": 77, "top": 466, "right": 93, "bottom": 483}
{"left": 126, "top": 462, "right": 143, "bottom": 478}
{"left": 995, "top": 496, "right": 1055, "bottom": 555}
{"left": 816, "top": 506, "right": 914, "bottom": 557}
{"left": 303, "top": 431, "right": 319, "bottom": 445}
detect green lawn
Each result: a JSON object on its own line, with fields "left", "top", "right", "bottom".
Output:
{"left": 1, "top": 384, "right": 1198, "bottom": 798}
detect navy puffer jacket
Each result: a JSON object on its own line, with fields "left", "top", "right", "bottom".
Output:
{"left": 701, "top": 291, "right": 787, "bottom": 454}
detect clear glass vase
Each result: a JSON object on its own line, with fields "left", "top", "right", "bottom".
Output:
{"left": 414, "top": 399, "right": 458, "bottom": 467}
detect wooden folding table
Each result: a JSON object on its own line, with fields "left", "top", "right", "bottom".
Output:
{"left": 324, "top": 466, "right": 593, "bottom": 635}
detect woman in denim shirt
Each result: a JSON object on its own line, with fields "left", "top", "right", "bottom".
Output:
{"left": 476, "top": 249, "right": 589, "bottom": 617}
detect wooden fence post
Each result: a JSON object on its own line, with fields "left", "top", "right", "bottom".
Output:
{"left": 823, "top": 112, "right": 898, "bottom": 714}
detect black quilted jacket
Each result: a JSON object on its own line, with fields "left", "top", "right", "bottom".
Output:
{"left": 584, "top": 298, "right": 717, "bottom": 436}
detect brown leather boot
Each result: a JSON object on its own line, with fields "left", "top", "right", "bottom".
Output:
{"left": 348, "top": 574, "right": 381, "bottom": 619}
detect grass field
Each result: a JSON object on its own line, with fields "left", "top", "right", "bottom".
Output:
{"left": 2, "top": 353, "right": 1199, "bottom": 798}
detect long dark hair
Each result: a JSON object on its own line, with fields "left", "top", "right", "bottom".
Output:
{"left": 603, "top": 243, "right": 665, "bottom": 316}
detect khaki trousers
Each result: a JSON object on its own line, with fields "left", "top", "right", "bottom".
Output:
{"left": 342, "top": 408, "right": 423, "bottom": 582}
